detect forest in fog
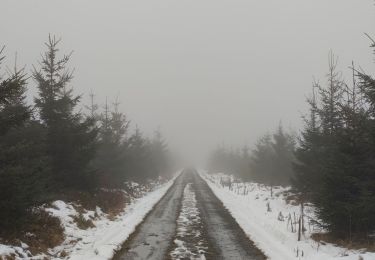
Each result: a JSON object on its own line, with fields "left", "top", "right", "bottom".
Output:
{"left": 1, "top": 1, "right": 375, "bottom": 259}
{"left": 208, "top": 42, "right": 375, "bottom": 241}
{"left": 2, "top": 32, "right": 374, "bottom": 247}
{"left": 0, "top": 36, "right": 172, "bottom": 234}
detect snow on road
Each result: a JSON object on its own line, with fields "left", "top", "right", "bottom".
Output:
{"left": 0, "top": 171, "right": 181, "bottom": 260}
{"left": 67, "top": 173, "right": 180, "bottom": 260}
{"left": 115, "top": 170, "right": 265, "bottom": 259}
{"left": 200, "top": 170, "right": 375, "bottom": 260}
{"left": 170, "top": 183, "right": 207, "bottom": 260}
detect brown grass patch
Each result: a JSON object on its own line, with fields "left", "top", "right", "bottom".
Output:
{"left": 284, "top": 191, "right": 303, "bottom": 206}
{"left": 0, "top": 255, "right": 16, "bottom": 260}
{"left": 311, "top": 233, "right": 375, "bottom": 252}
{"left": 58, "top": 189, "right": 130, "bottom": 219}
{"left": 72, "top": 213, "right": 95, "bottom": 230}
{"left": 95, "top": 190, "right": 129, "bottom": 218}
{"left": 22, "top": 210, "right": 65, "bottom": 255}
{"left": 0, "top": 210, "right": 65, "bottom": 257}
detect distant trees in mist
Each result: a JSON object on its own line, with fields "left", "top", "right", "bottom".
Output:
{"left": 209, "top": 41, "right": 375, "bottom": 241}
{"left": 208, "top": 123, "right": 296, "bottom": 186}
{"left": 0, "top": 36, "right": 172, "bottom": 231}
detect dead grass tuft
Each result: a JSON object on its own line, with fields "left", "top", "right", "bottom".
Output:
{"left": 72, "top": 213, "right": 95, "bottom": 230}
{"left": 284, "top": 191, "right": 303, "bottom": 206}
{"left": 0, "top": 210, "right": 65, "bottom": 256}
{"left": 58, "top": 189, "right": 129, "bottom": 218}
{"left": 22, "top": 210, "right": 65, "bottom": 255}
{"left": 311, "top": 233, "right": 375, "bottom": 252}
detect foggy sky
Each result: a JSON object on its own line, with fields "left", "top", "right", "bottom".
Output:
{"left": 1, "top": 0, "right": 374, "bottom": 165}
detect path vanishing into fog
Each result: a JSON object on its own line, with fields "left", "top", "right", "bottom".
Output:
{"left": 113, "top": 169, "right": 266, "bottom": 260}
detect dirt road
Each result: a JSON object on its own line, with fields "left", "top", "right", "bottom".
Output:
{"left": 113, "top": 169, "right": 266, "bottom": 260}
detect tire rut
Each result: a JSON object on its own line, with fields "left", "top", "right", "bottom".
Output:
{"left": 113, "top": 169, "right": 266, "bottom": 260}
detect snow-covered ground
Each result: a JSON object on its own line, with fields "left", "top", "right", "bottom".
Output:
{"left": 199, "top": 170, "right": 375, "bottom": 260}
{"left": 0, "top": 171, "right": 181, "bottom": 260}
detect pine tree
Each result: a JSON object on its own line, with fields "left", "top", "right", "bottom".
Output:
{"left": 318, "top": 51, "right": 345, "bottom": 136}
{"left": 85, "top": 90, "right": 99, "bottom": 120}
{"left": 239, "top": 145, "right": 251, "bottom": 181}
{"left": 300, "top": 53, "right": 354, "bottom": 237}
{"left": 208, "top": 145, "right": 228, "bottom": 174}
{"left": 150, "top": 129, "right": 169, "bottom": 177}
{"left": 33, "top": 35, "right": 97, "bottom": 190}
{"left": 293, "top": 83, "right": 323, "bottom": 200}
{"left": 126, "top": 127, "right": 152, "bottom": 181}
{"left": 352, "top": 35, "right": 375, "bottom": 238}
{"left": 110, "top": 97, "right": 130, "bottom": 145}
{"left": 249, "top": 125, "right": 295, "bottom": 186}
{"left": 0, "top": 58, "right": 30, "bottom": 135}
{"left": 0, "top": 52, "right": 49, "bottom": 229}
{"left": 249, "top": 134, "right": 274, "bottom": 184}
{"left": 294, "top": 49, "right": 375, "bottom": 239}
{"left": 271, "top": 124, "right": 296, "bottom": 185}
{"left": 93, "top": 98, "right": 130, "bottom": 188}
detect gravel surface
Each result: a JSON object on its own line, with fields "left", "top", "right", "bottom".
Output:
{"left": 114, "top": 170, "right": 266, "bottom": 260}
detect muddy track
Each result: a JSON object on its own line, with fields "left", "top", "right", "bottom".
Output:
{"left": 113, "top": 169, "right": 266, "bottom": 260}
{"left": 113, "top": 172, "right": 188, "bottom": 260}
{"left": 192, "top": 171, "right": 266, "bottom": 259}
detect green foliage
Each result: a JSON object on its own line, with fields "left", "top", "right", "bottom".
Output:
{"left": 0, "top": 122, "right": 51, "bottom": 229}
{"left": 91, "top": 98, "right": 130, "bottom": 188}
{"left": 33, "top": 35, "right": 98, "bottom": 191}
{"left": 0, "top": 68, "right": 30, "bottom": 135}
{"left": 0, "top": 36, "right": 172, "bottom": 234}
{"left": 208, "top": 145, "right": 247, "bottom": 178}
{"left": 250, "top": 125, "right": 296, "bottom": 186}
{"left": 208, "top": 124, "right": 296, "bottom": 186}
{"left": 122, "top": 128, "right": 170, "bottom": 182}
{"left": 293, "top": 49, "right": 375, "bottom": 239}
{"left": 0, "top": 52, "right": 49, "bottom": 229}
{"left": 90, "top": 95, "right": 171, "bottom": 187}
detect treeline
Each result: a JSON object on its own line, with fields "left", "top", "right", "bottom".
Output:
{"left": 208, "top": 124, "right": 296, "bottom": 186}
{"left": 293, "top": 48, "right": 375, "bottom": 240}
{"left": 0, "top": 36, "right": 171, "bottom": 230}
{"left": 209, "top": 40, "right": 375, "bottom": 240}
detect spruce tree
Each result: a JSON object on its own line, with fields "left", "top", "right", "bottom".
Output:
{"left": 293, "top": 83, "right": 323, "bottom": 200}
{"left": 303, "top": 53, "right": 353, "bottom": 237}
{"left": 353, "top": 35, "right": 375, "bottom": 238}
{"left": 33, "top": 35, "right": 97, "bottom": 190}
{"left": 0, "top": 53, "right": 49, "bottom": 229}
{"left": 249, "top": 126, "right": 295, "bottom": 186}
{"left": 249, "top": 134, "right": 274, "bottom": 184}
{"left": 294, "top": 49, "right": 375, "bottom": 239}
{"left": 93, "top": 98, "right": 130, "bottom": 188}
{"left": 126, "top": 127, "right": 151, "bottom": 181}
{"left": 150, "top": 129, "right": 169, "bottom": 177}
{"left": 208, "top": 145, "right": 228, "bottom": 174}
{"left": 271, "top": 124, "right": 296, "bottom": 185}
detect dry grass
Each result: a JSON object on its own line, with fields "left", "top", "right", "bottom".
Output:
{"left": 0, "top": 188, "right": 137, "bottom": 258}
{"left": 21, "top": 210, "right": 65, "bottom": 255}
{"left": 311, "top": 233, "right": 375, "bottom": 252}
{"left": 59, "top": 189, "right": 130, "bottom": 218}
{"left": 95, "top": 190, "right": 129, "bottom": 217}
{"left": 72, "top": 213, "right": 95, "bottom": 230}
{"left": 283, "top": 192, "right": 303, "bottom": 206}
{"left": 0, "top": 210, "right": 65, "bottom": 257}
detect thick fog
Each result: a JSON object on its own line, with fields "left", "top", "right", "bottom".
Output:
{"left": 1, "top": 0, "right": 374, "bottom": 164}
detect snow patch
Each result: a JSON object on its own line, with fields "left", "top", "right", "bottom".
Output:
{"left": 0, "top": 171, "right": 182, "bottom": 260}
{"left": 199, "top": 170, "right": 375, "bottom": 260}
{"left": 170, "top": 183, "right": 207, "bottom": 260}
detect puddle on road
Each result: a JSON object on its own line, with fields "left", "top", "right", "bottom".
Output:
{"left": 170, "top": 183, "right": 208, "bottom": 260}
